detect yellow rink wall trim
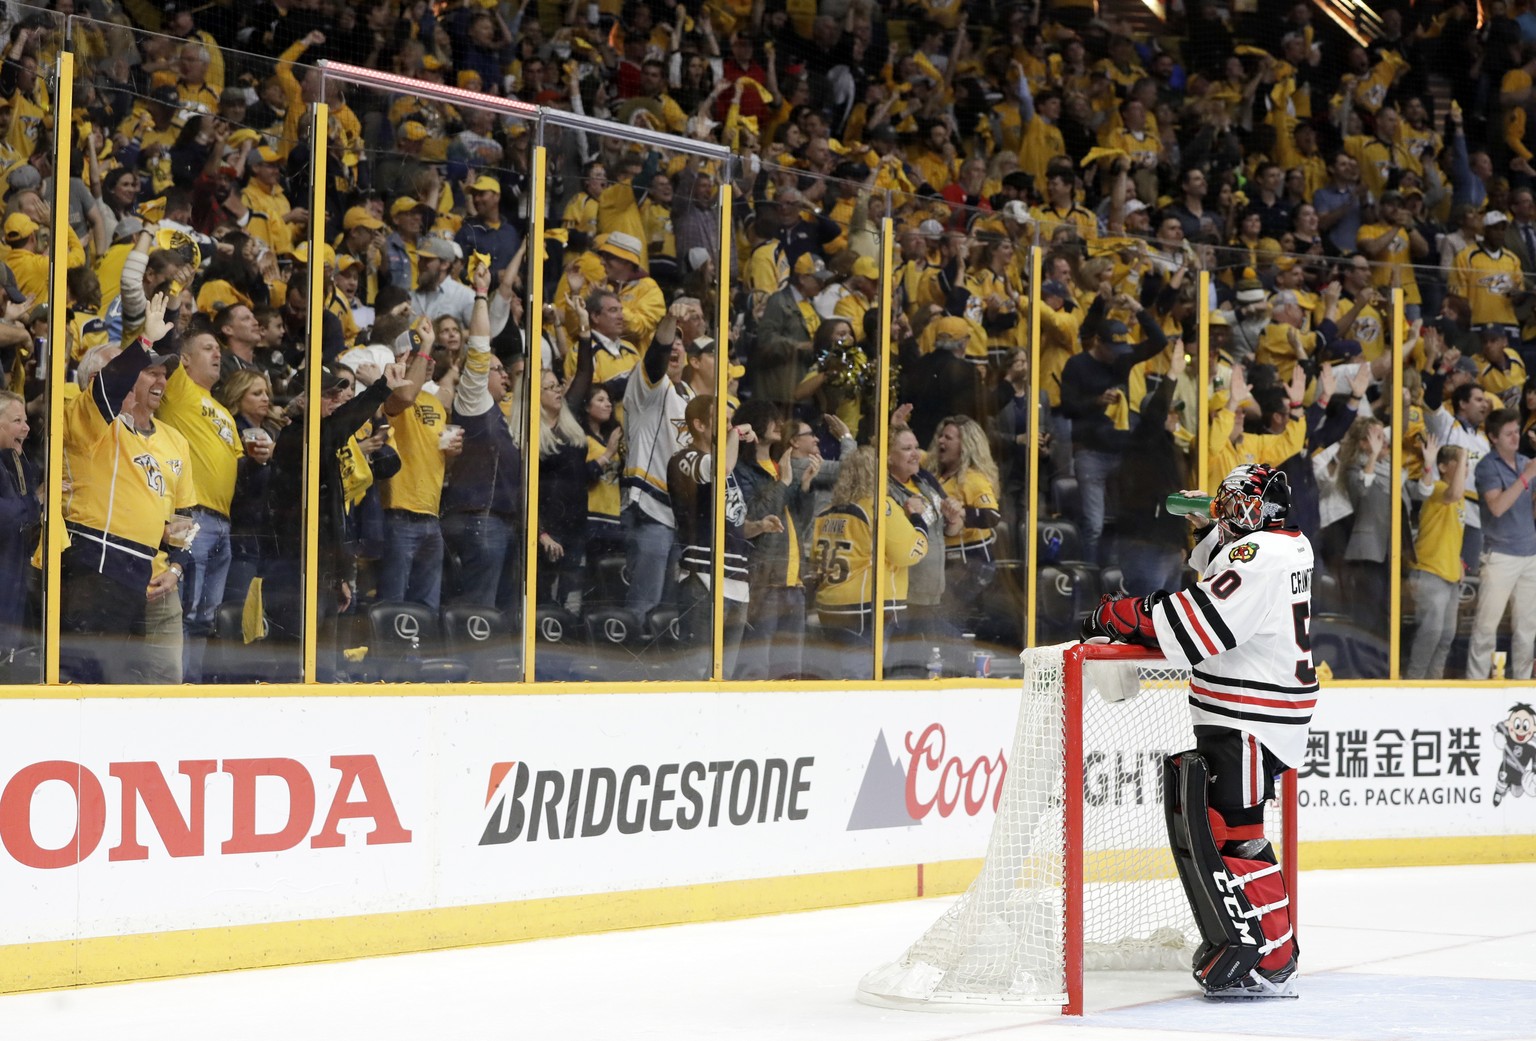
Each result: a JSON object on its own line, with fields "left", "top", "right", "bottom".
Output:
{"left": 5, "top": 836, "right": 1531, "bottom": 993}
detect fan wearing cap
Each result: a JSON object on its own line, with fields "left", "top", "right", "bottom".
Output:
{"left": 126, "top": 334, "right": 200, "bottom": 686}
{"left": 2, "top": 211, "right": 45, "bottom": 303}
{"left": 832, "top": 254, "right": 881, "bottom": 331}
{"left": 596, "top": 231, "right": 665, "bottom": 351}
{"left": 409, "top": 235, "right": 506, "bottom": 337}
{"left": 754, "top": 252, "right": 831, "bottom": 410}
{"left": 58, "top": 295, "right": 191, "bottom": 683}
{"left": 330, "top": 254, "right": 373, "bottom": 337}
{"left": 1451, "top": 210, "right": 1524, "bottom": 332}
{"left": 374, "top": 120, "right": 431, "bottom": 202}
{"left": 242, "top": 145, "right": 304, "bottom": 256}
{"left": 385, "top": 197, "right": 433, "bottom": 291}
{"left": 337, "top": 205, "right": 386, "bottom": 299}
{"left": 455, "top": 175, "right": 521, "bottom": 282}
{"left": 1035, "top": 276, "right": 1084, "bottom": 409}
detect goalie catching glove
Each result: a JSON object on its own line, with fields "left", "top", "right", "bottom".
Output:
{"left": 1081, "top": 591, "right": 1168, "bottom": 646}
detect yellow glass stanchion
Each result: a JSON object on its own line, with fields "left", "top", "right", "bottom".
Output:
{"left": 1025, "top": 246, "right": 1042, "bottom": 649}
{"left": 522, "top": 145, "right": 547, "bottom": 681}
{"left": 43, "top": 51, "right": 72, "bottom": 686}
{"left": 1390, "top": 287, "right": 1404, "bottom": 680}
{"left": 710, "top": 185, "right": 732, "bottom": 681}
{"left": 301, "top": 102, "right": 329, "bottom": 685}
{"left": 872, "top": 217, "right": 895, "bottom": 680}
{"left": 1197, "top": 270, "right": 1211, "bottom": 492}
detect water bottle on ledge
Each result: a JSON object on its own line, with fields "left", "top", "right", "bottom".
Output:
{"left": 927, "top": 646, "right": 944, "bottom": 681}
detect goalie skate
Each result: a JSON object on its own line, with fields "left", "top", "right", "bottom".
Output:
{"left": 1202, "top": 954, "right": 1299, "bottom": 1000}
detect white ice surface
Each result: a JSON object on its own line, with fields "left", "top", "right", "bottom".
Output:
{"left": 6, "top": 862, "right": 1535, "bottom": 1041}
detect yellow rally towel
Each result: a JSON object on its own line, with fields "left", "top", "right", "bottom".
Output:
{"left": 1080, "top": 146, "right": 1129, "bottom": 168}
{"left": 242, "top": 577, "right": 266, "bottom": 644}
{"left": 735, "top": 75, "right": 774, "bottom": 105}
{"left": 1107, "top": 386, "right": 1130, "bottom": 431}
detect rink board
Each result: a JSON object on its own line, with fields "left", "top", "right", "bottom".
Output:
{"left": 0, "top": 683, "right": 1530, "bottom": 991}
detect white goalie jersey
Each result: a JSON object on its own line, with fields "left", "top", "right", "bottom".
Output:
{"left": 1151, "top": 526, "right": 1318, "bottom": 767}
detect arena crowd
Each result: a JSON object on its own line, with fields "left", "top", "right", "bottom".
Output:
{"left": 0, "top": 0, "right": 1532, "bottom": 683}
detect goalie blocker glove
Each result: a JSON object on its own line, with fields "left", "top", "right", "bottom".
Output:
{"left": 1081, "top": 591, "right": 1168, "bottom": 646}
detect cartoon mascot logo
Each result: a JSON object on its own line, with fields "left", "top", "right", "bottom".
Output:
{"left": 1493, "top": 703, "right": 1536, "bottom": 807}
{"left": 1228, "top": 542, "right": 1260, "bottom": 564}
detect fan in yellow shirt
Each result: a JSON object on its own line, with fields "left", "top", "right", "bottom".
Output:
{"left": 1407, "top": 444, "right": 1467, "bottom": 679}
{"left": 1451, "top": 213, "right": 1524, "bottom": 329}
{"left": 812, "top": 446, "right": 928, "bottom": 653}
{"left": 1357, "top": 191, "right": 1429, "bottom": 311}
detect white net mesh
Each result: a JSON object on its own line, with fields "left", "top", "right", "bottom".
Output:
{"left": 857, "top": 643, "right": 1228, "bottom": 1009}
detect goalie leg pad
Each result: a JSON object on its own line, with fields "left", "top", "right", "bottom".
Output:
{"left": 1164, "top": 753, "right": 1295, "bottom": 996}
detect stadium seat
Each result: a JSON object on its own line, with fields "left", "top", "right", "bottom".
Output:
{"left": 364, "top": 601, "right": 469, "bottom": 683}
{"left": 646, "top": 607, "right": 683, "bottom": 647}
{"left": 585, "top": 606, "right": 641, "bottom": 647}
{"left": 1036, "top": 564, "right": 1079, "bottom": 643}
{"left": 1049, "top": 475, "right": 1080, "bottom": 519}
{"left": 441, "top": 605, "right": 521, "bottom": 682}
{"left": 1100, "top": 566, "right": 1127, "bottom": 597}
{"left": 591, "top": 553, "right": 629, "bottom": 610}
{"left": 1037, "top": 517, "right": 1082, "bottom": 565}
{"left": 1060, "top": 562, "right": 1102, "bottom": 622}
{"left": 207, "top": 598, "right": 271, "bottom": 684}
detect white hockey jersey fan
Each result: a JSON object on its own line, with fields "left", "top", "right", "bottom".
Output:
{"left": 1151, "top": 526, "right": 1318, "bottom": 767}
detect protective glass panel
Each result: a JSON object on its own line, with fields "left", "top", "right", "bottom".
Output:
{"left": 312, "top": 64, "right": 535, "bottom": 684}
{"left": 769, "top": 166, "right": 883, "bottom": 682}
{"left": 57, "top": 17, "right": 307, "bottom": 682}
{"left": 0, "top": 6, "right": 63, "bottom": 685}
{"left": 1398, "top": 243, "right": 1530, "bottom": 682}
{"left": 540, "top": 119, "right": 725, "bottom": 682}
{"left": 890, "top": 195, "right": 1019, "bottom": 680}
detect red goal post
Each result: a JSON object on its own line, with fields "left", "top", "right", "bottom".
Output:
{"left": 855, "top": 641, "right": 1298, "bottom": 1016}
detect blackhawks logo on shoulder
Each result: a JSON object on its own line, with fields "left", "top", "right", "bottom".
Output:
{"left": 1228, "top": 541, "right": 1260, "bottom": 563}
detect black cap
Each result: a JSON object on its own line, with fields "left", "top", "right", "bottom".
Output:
{"left": 317, "top": 364, "right": 348, "bottom": 393}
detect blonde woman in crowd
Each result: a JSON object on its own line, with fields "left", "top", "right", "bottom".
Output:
{"left": 928, "top": 415, "right": 1002, "bottom": 633}
{"left": 811, "top": 445, "right": 928, "bottom": 679}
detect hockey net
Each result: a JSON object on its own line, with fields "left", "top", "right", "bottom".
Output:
{"left": 856, "top": 642, "right": 1296, "bottom": 1015}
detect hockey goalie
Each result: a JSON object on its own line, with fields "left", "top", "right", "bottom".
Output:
{"left": 1081, "top": 463, "right": 1316, "bottom": 1000}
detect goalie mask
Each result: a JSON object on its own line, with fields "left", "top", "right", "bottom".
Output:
{"left": 1213, "top": 464, "right": 1290, "bottom": 541}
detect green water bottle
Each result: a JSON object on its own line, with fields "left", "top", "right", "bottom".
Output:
{"left": 1165, "top": 492, "right": 1214, "bottom": 518}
